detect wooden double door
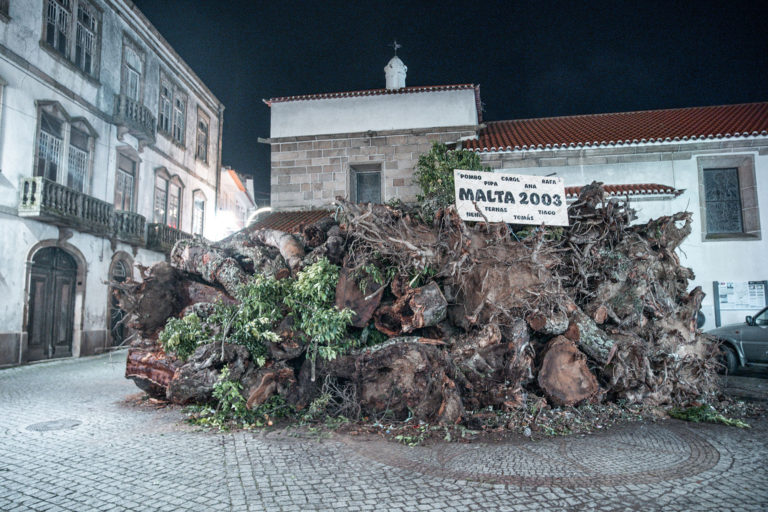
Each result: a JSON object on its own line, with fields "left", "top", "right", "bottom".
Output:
{"left": 27, "top": 247, "right": 77, "bottom": 361}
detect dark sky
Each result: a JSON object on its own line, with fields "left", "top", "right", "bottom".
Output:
{"left": 132, "top": 0, "right": 767, "bottom": 202}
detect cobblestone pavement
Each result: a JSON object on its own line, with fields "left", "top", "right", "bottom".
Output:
{"left": 1, "top": 352, "right": 767, "bottom": 512}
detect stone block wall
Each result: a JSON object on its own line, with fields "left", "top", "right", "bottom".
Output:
{"left": 269, "top": 125, "right": 478, "bottom": 210}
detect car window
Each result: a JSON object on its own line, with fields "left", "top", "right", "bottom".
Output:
{"left": 756, "top": 309, "right": 768, "bottom": 326}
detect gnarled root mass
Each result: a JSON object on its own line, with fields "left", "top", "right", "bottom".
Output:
{"left": 119, "top": 183, "right": 719, "bottom": 426}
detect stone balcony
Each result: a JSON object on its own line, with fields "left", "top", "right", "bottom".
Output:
{"left": 18, "top": 177, "right": 195, "bottom": 255}
{"left": 146, "top": 223, "right": 194, "bottom": 254}
{"left": 114, "top": 93, "right": 156, "bottom": 148}
{"left": 113, "top": 210, "right": 146, "bottom": 246}
{"left": 19, "top": 177, "right": 112, "bottom": 236}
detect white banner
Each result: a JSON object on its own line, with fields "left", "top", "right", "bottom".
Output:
{"left": 453, "top": 170, "right": 569, "bottom": 226}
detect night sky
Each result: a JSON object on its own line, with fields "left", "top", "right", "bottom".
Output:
{"left": 131, "top": 0, "right": 767, "bottom": 202}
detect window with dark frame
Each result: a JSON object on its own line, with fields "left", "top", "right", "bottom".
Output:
{"left": 35, "top": 106, "right": 93, "bottom": 193}
{"left": 703, "top": 168, "right": 743, "bottom": 234}
{"left": 122, "top": 43, "right": 143, "bottom": 102}
{"left": 36, "top": 111, "right": 64, "bottom": 182}
{"left": 352, "top": 166, "right": 381, "bottom": 204}
{"left": 43, "top": 0, "right": 100, "bottom": 77}
{"left": 192, "top": 191, "right": 205, "bottom": 236}
{"left": 158, "top": 74, "right": 187, "bottom": 146}
{"left": 158, "top": 79, "right": 172, "bottom": 133}
{"left": 172, "top": 96, "right": 186, "bottom": 145}
{"left": 67, "top": 127, "right": 89, "bottom": 192}
{"left": 196, "top": 110, "right": 209, "bottom": 163}
{"left": 74, "top": 2, "right": 96, "bottom": 74}
{"left": 114, "top": 153, "right": 136, "bottom": 212}
{"left": 153, "top": 171, "right": 182, "bottom": 229}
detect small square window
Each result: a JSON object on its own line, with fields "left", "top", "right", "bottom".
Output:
{"left": 351, "top": 165, "right": 381, "bottom": 204}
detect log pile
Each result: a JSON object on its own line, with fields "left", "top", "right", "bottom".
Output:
{"left": 119, "top": 183, "right": 719, "bottom": 426}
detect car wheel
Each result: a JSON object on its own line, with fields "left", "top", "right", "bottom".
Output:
{"left": 719, "top": 345, "right": 738, "bottom": 374}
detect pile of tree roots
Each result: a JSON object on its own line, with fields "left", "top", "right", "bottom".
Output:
{"left": 120, "top": 183, "right": 720, "bottom": 426}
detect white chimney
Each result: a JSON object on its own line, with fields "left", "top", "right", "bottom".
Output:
{"left": 384, "top": 56, "right": 407, "bottom": 90}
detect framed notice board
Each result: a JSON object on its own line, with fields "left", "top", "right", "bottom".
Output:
{"left": 713, "top": 281, "right": 768, "bottom": 327}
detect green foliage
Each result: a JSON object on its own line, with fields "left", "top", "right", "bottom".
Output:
{"left": 158, "top": 313, "right": 208, "bottom": 360}
{"left": 186, "top": 368, "right": 296, "bottom": 430}
{"left": 408, "top": 265, "right": 437, "bottom": 288}
{"left": 394, "top": 424, "right": 429, "bottom": 446}
{"left": 284, "top": 258, "right": 355, "bottom": 363}
{"left": 357, "top": 322, "right": 389, "bottom": 347}
{"left": 414, "top": 142, "right": 491, "bottom": 222}
{"left": 669, "top": 404, "right": 750, "bottom": 428}
{"left": 211, "top": 367, "right": 251, "bottom": 424}
{"left": 215, "top": 275, "right": 289, "bottom": 365}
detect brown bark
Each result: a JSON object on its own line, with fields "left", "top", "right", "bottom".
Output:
{"left": 373, "top": 281, "right": 447, "bottom": 335}
{"left": 355, "top": 338, "right": 464, "bottom": 424}
{"left": 335, "top": 267, "right": 385, "bottom": 328}
{"left": 301, "top": 216, "right": 337, "bottom": 249}
{"left": 538, "top": 336, "right": 599, "bottom": 406}
{"left": 170, "top": 239, "right": 248, "bottom": 297}
{"left": 252, "top": 229, "right": 306, "bottom": 273}
{"left": 124, "top": 339, "right": 180, "bottom": 399}
{"left": 244, "top": 364, "right": 297, "bottom": 409}
{"left": 166, "top": 342, "right": 251, "bottom": 404}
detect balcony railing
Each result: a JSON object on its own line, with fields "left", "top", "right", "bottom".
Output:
{"left": 19, "top": 177, "right": 112, "bottom": 236}
{"left": 146, "top": 223, "right": 194, "bottom": 254}
{"left": 113, "top": 210, "right": 146, "bottom": 246}
{"left": 114, "top": 93, "right": 156, "bottom": 146}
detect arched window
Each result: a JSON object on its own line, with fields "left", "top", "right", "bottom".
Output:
{"left": 109, "top": 254, "right": 132, "bottom": 346}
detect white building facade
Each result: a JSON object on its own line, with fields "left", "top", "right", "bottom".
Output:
{"left": 462, "top": 105, "right": 768, "bottom": 330}
{"left": 263, "top": 56, "right": 481, "bottom": 210}
{"left": 0, "top": 0, "right": 223, "bottom": 366}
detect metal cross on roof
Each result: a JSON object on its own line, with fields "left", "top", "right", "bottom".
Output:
{"left": 389, "top": 40, "right": 402, "bottom": 55}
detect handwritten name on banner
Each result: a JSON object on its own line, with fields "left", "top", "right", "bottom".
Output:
{"left": 453, "top": 170, "right": 569, "bottom": 226}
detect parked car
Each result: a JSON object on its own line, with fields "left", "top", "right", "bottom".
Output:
{"left": 706, "top": 306, "right": 768, "bottom": 374}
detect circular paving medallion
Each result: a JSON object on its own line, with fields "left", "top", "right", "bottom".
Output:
{"left": 344, "top": 422, "right": 720, "bottom": 487}
{"left": 26, "top": 419, "right": 82, "bottom": 432}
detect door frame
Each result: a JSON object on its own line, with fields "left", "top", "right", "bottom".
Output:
{"left": 107, "top": 251, "right": 134, "bottom": 348}
{"left": 22, "top": 240, "right": 87, "bottom": 362}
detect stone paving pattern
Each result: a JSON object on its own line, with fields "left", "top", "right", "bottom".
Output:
{"left": 1, "top": 352, "right": 766, "bottom": 511}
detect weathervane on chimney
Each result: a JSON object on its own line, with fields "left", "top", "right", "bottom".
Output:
{"left": 389, "top": 40, "right": 402, "bottom": 56}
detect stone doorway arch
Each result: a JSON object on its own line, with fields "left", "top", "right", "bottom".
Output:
{"left": 26, "top": 247, "right": 78, "bottom": 361}
{"left": 108, "top": 252, "right": 134, "bottom": 347}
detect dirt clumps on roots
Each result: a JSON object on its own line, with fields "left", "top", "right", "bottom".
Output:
{"left": 118, "top": 183, "right": 722, "bottom": 434}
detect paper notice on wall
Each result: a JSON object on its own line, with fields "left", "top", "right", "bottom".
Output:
{"left": 453, "top": 170, "right": 569, "bottom": 226}
{"left": 718, "top": 281, "right": 767, "bottom": 310}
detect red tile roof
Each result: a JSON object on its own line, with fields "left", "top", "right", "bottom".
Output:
{"left": 248, "top": 210, "right": 333, "bottom": 234}
{"left": 464, "top": 102, "right": 768, "bottom": 152}
{"left": 565, "top": 183, "right": 683, "bottom": 200}
{"left": 227, "top": 169, "right": 247, "bottom": 193}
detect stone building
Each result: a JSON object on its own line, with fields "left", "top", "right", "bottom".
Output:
{"left": 261, "top": 55, "right": 481, "bottom": 210}
{"left": 261, "top": 54, "right": 767, "bottom": 331}
{"left": 0, "top": 0, "right": 224, "bottom": 366}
